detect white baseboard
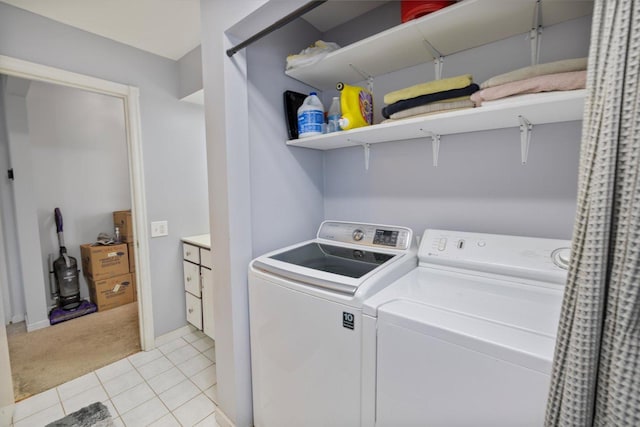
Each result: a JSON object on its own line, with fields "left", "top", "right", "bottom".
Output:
{"left": 154, "top": 324, "right": 196, "bottom": 347}
{"left": 0, "top": 403, "right": 14, "bottom": 427}
{"left": 215, "top": 409, "right": 235, "bottom": 427}
{"left": 10, "top": 314, "right": 24, "bottom": 324}
{"left": 26, "top": 319, "right": 49, "bottom": 332}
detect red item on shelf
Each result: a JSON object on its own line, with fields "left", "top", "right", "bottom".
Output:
{"left": 400, "top": 1, "right": 456, "bottom": 23}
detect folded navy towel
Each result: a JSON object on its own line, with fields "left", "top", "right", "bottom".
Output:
{"left": 382, "top": 83, "right": 480, "bottom": 119}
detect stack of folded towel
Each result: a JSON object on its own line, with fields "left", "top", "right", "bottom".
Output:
{"left": 382, "top": 74, "right": 479, "bottom": 120}
{"left": 471, "top": 57, "right": 588, "bottom": 106}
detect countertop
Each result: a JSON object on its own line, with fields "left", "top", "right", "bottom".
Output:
{"left": 181, "top": 234, "right": 211, "bottom": 249}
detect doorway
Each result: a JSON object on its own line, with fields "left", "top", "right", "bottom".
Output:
{"left": 0, "top": 55, "right": 154, "bottom": 411}
{"left": 1, "top": 76, "right": 141, "bottom": 400}
{"left": 1, "top": 77, "right": 133, "bottom": 325}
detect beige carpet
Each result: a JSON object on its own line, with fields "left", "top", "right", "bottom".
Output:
{"left": 7, "top": 302, "right": 140, "bottom": 402}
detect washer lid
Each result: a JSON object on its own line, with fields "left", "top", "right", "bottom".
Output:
{"left": 268, "top": 242, "right": 395, "bottom": 278}
{"left": 251, "top": 221, "right": 416, "bottom": 296}
{"left": 378, "top": 300, "right": 557, "bottom": 373}
{"left": 252, "top": 241, "right": 406, "bottom": 295}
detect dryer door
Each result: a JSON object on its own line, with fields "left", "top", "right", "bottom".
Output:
{"left": 376, "top": 301, "right": 553, "bottom": 427}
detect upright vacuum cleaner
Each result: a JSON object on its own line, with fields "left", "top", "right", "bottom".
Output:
{"left": 48, "top": 208, "right": 96, "bottom": 325}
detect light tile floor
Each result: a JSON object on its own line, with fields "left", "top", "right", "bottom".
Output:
{"left": 11, "top": 329, "right": 219, "bottom": 427}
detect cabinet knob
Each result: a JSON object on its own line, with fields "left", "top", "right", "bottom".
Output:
{"left": 186, "top": 276, "right": 192, "bottom": 282}
{"left": 188, "top": 308, "right": 193, "bottom": 314}
{"left": 186, "top": 251, "right": 191, "bottom": 256}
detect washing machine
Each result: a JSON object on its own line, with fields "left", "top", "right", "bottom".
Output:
{"left": 248, "top": 221, "right": 416, "bottom": 427}
{"left": 362, "top": 229, "right": 571, "bottom": 427}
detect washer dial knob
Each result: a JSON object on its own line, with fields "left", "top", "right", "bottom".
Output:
{"left": 552, "top": 248, "right": 571, "bottom": 270}
{"left": 352, "top": 229, "right": 364, "bottom": 241}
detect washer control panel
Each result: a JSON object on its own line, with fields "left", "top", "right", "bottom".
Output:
{"left": 420, "top": 229, "right": 571, "bottom": 284}
{"left": 318, "top": 221, "right": 412, "bottom": 250}
{"left": 373, "top": 229, "right": 399, "bottom": 247}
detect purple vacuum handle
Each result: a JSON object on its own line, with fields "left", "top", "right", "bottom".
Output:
{"left": 55, "top": 208, "right": 63, "bottom": 233}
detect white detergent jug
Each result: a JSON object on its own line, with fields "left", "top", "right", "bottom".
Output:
{"left": 297, "top": 92, "right": 325, "bottom": 138}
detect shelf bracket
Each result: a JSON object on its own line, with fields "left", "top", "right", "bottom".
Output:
{"left": 348, "top": 64, "right": 374, "bottom": 92}
{"left": 363, "top": 143, "right": 371, "bottom": 171}
{"left": 529, "top": 0, "right": 543, "bottom": 65}
{"left": 348, "top": 139, "right": 372, "bottom": 171}
{"left": 434, "top": 57, "right": 444, "bottom": 81}
{"left": 420, "top": 129, "right": 441, "bottom": 167}
{"left": 422, "top": 39, "right": 445, "bottom": 80}
{"left": 519, "top": 115, "right": 533, "bottom": 164}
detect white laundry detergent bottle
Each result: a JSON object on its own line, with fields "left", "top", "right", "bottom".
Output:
{"left": 297, "top": 92, "right": 325, "bottom": 138}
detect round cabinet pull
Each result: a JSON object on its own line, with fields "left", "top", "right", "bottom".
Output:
{"left": 186, "top": 276, "right": 192, "bottom": 282}
{"left": 186, "top": 251, "right": 191, "bottom": 256}
{"left": 188, "top": 308, "right": 193, "bottom": 313}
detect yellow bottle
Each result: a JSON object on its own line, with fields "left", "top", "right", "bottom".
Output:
{"left": 336, "top": 82, "right": 373, "bottom": 130}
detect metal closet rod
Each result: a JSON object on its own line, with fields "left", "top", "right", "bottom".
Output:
{"left": 226, "top": 0, "right": 327, "bottom": 57}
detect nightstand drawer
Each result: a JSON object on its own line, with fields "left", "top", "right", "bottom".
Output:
{"left": 183, "top": 243, "right": 199, "bottom": 264}
{"left": 185, "top": 292, "right": 202, "bottom": 330}
{"left": 183, "top": 261, "right": 201, "bottom": 297}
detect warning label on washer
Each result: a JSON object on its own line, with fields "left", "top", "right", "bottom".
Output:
{"left": 343, "top": 312, "right": 354, "bottom": 330}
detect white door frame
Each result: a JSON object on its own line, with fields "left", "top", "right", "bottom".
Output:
{"left": 0, "top": 54, "right": 155, "bottom": 407}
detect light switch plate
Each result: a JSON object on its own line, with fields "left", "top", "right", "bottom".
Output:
{"left": 151, "top": 220, "right": 169, "bottom": 237}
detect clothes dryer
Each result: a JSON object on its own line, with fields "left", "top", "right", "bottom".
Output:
{"left": 362, "top": 229, "right": 570, "bottom": 426}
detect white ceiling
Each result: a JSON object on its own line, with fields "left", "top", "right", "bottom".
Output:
{"left": 1, "top": 0, "right": 388, "bottom": 61}
{"left": 1, "top": 0, "right": 201, "bottom": 60}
